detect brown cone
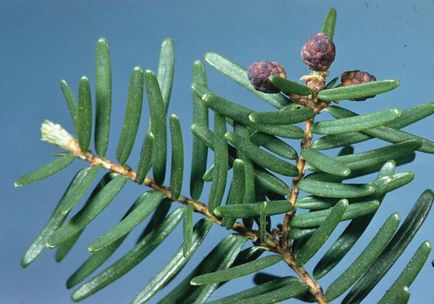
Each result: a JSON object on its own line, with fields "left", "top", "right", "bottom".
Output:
{"left": 301, "top": 32, "right": 336, "bottom": 71}
{"left": 247, "top": 61, "right": 286, "bottom": 93}
{"left": 340, "top": 70, "right": 376, "bottom": 101}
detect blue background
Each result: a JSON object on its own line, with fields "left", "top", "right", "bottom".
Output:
{"left": 1, "top": 1, "right": 433, "bottom": 303}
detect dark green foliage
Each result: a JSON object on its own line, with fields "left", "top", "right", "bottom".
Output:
{"left": 296, "top": 196, "right": 336, "bottom": 210}
{"left": 259, "top": 201, "right": 267, "bottom": 242}
{"left": 47, "top": 174, "right": 128, "bottom": 248}
{"left": 335, "top": 140, "right": 421, "bottom": 170}
{"left": 66, "top": 195, "right": 152, "bottom": 288}
{"left": 378, "top": 241, "right": 431, "bottom": 303}
{"left": 67, "top": 236, "right": 124, "bottom": 288}
{"left": 249, "top": 105, "right": 315, "bottom": 125}
{"left": 78, "top": 76, "right": 92, "bottom": 151}
{"left": 190, "top": 123, "right": 291, "bottom": 195}
{"left": 157, "top": 38, "right": 175, "bottom": 112}
{"left": 343, "top": 190, "right": 433, "bottom": 303}
{"left": 208, "top": 112, "right": 229, "bottom": 213}
{"left": 15, "top": 154, "right": 75, "bottom": 187}
{"left": 370, "top": 172, "right": 415, "bottom": 196}
{"left": 190, "top": 60, "right": 209, "bottom": 200}
{"left": 183, "top": 204, "right": 194, "bottom": 257}
{"left": 135, "top": 132, "right": 154, "bottom": 184}
{"left": 225, "top": 131, "right": 298, "bottom": 176}
{"left": 192, "top": 84, "right": 304, "bottom": 138}
{"left": 214, "top": 200, "right": 293, "bottom": 218}
{"left": 290, "top": 228, "right": 316, "bottom": 240}
{"left": 312, "top": 151, "right": 396, "bottom": 280}
{"left": 88, "top": 191, "right": 164, "bottom": 252}
{"left": 327, "top": 106, "right": 434, "bottom": 153}
{"left": 235, "top": 125, "right": 256, "bottom": 229}
{"left": 298, "top": 179, "right": 375, "bottom": 198}
{"left": 223, "top": 159, "right": 245, "bottom": 229}
{"left": 132, "top": 219, "right": 213, "bottom": 304}
{"left": 55, "top": 231, "right": 82, "bottom": 263}
{"left": 95, "top": 38, "right": 112, "bottom": 157}
{"left": 136, "top": 198, "right": 172, "bottom": 243}
{"left": 17, "top": 9, "right": 434, "bottom": 304}
{"left": 21, "top": 166, "right": 101, "bottom": 267}
{"left": 209, "top": 276, "right": 305, "bottom": 303}
{"left": 181, "top": 238, "right": 250, "bottom": 303}
{"left": 253, "top": 167, "right": 290, "bottom": 195}
{"left": 116, "top": 67, "right": 144, "bottom": 165}
{"left": 324, "top": 76, "right": 339, "bottom": 89}
{"left": 306, "top": 153, "right": 416, "bottom": 182}
{"left": 302, "top": 147, "right": 350, "bottom": 176}
{"left": 169, "top": 114, "right": 184, "bottom": 199}
{"left": 322, "top": 8, "right": 337, "bottom": 39}
{"left": 313, "top": 214, "right": 373, "bottom": 279}
{"left": 60, "top": 80, "right": 79, "bottom": 133}
{"left": 387, "top": 101, "right": 434, "bottom": 129}
{"left": 268, "top": 75, "right": 312, "bottom": 96}
{"left": 291, "top": 200, "right": 380, "bottom": 228}
{"left": 312, "top": 102, "right": 434, "bottom": 151}
{"left": 313, "top": 108, "right": 401, "bottom": 135}
{"left": 213, "top": 277, "right": 308, "bottom": 304}
{"left": 72, "top": 208, "right": 184, "bottom": 301}
{"left": 250, "top": 131, "right": 298, "bottom": 159}
{"left": 379, "top": 286, "right": 410, "bottom": 304}
{"left": 325, "top": 213, "right": 401, "bottom": 301}
{"left": 253, "top": 272, "right": 288, "bottom": 284}
{"left": 296, "top": 200, "right": 347, "bottom": 266}
{"left": 145, "top": 70, "right": 167, "bottom": 184}
{"left": 158, "top": 234, "right": 247, "bottom": 304}
{"left": 191, "top": 255, "right": 282, "bottom": 285}
{"left": 318, "top": 80, "right": 400, "bottom": 101}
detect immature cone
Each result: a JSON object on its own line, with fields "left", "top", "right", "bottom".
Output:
{"left": 341, "top": 70, "right": 377, "bottom": 101}
{"left": 247, "top": 61, "right": 286, "bottom": 93}
{"left": 301, "top": 32, "right": 336, "bottom": 71}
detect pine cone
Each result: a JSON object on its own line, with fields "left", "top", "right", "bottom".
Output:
{"left": 301, "top": 32, "right": 336, "bottom": 71}
{"left": 341, "top": 70, "right": 376, "bottom": 101}
{"left": 247, "top": 61, "right": 286, "bottom": 93}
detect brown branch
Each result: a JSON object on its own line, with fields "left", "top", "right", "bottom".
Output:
{"left": 281, "top": 72, "right": 327, "bottom": 250}
{"left": 276, "top": 72, "right": 329, "bottom": 304}
{"left": 274, "top": 117, "right": 327, "bottom": 304}
{"left": 281, "top": 118, "right": 314, "bottom": 249}
{"left": 48, "top": 135, "right": 282, "bottom": 249}
{"left": 274, "top": 117, "right": 328, "bottom": 303}
{"left": 279, "top": 249, "right": 327, "bottom": 304}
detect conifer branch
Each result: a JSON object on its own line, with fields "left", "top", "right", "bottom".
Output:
{"left": 21, "top": 10, "right": 433, "bottom": 303}
{"left": 42, "top": 120, "right": 331, "bottom": 300}
{"left": 44, "top": 121, "right": 270, "bottom": 244}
